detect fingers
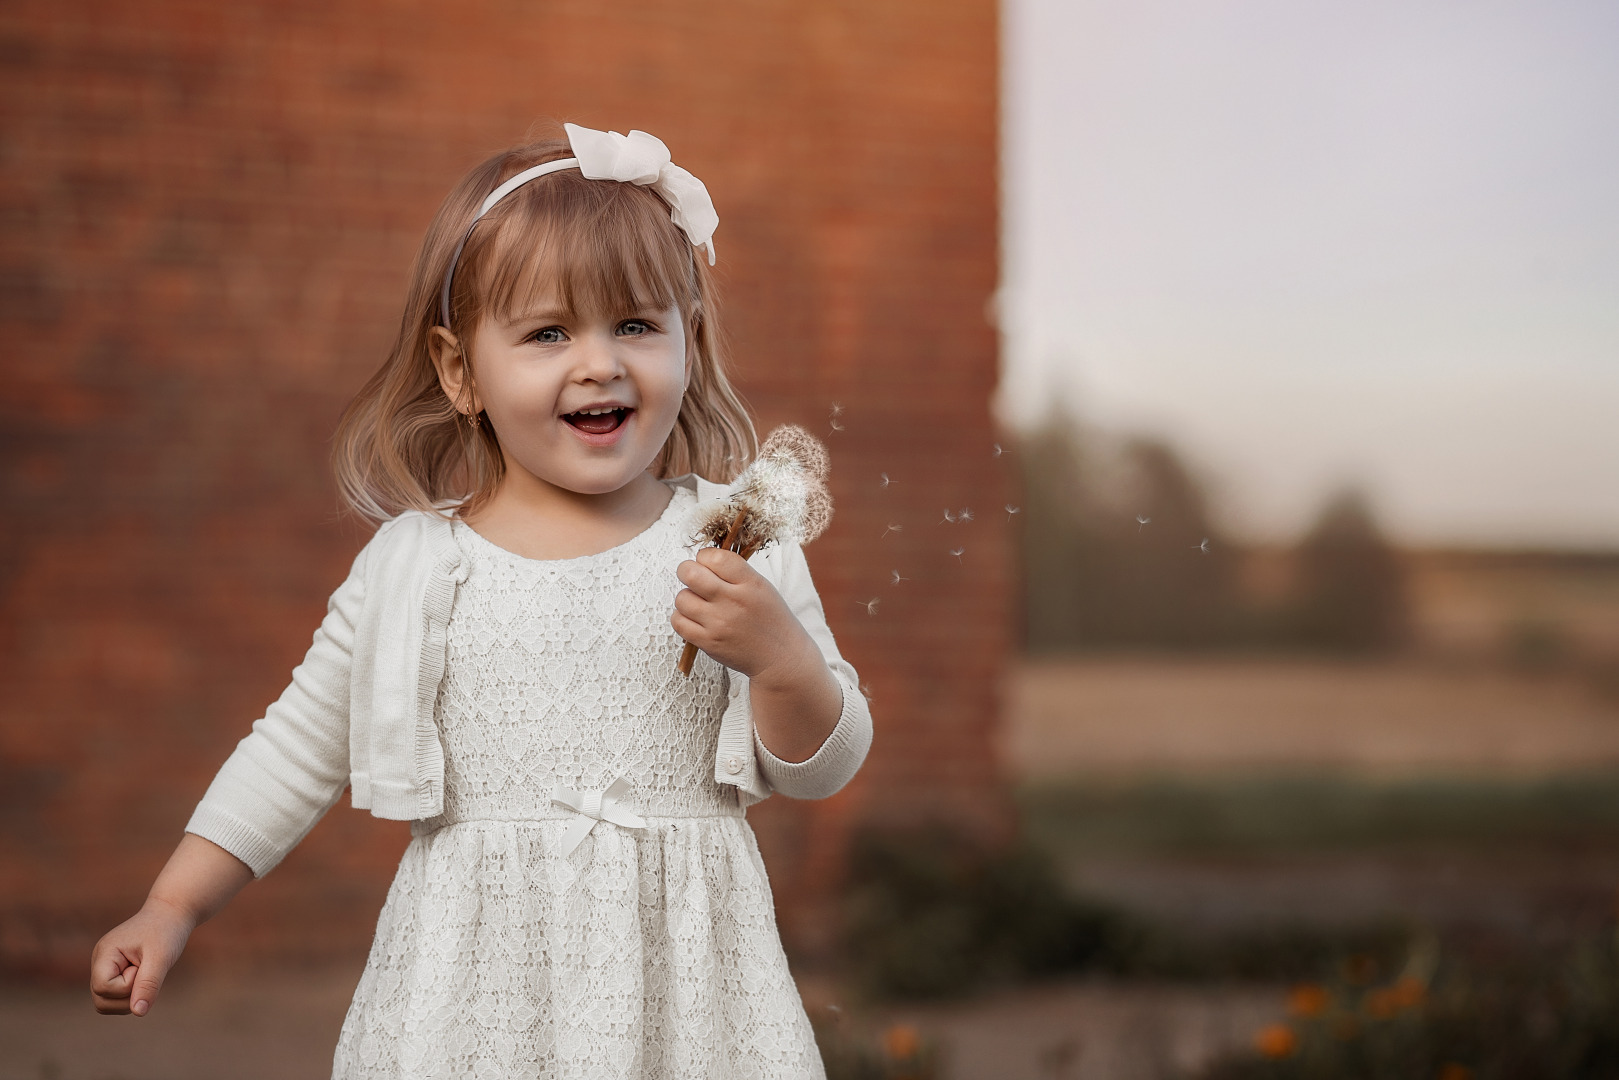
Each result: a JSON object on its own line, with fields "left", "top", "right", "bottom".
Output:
{"left": 693, "top": 546, "right": 755, "bottom": 584}
{"left": 90, "top": 938, "right": 144, "bottom": 1014}
{"left": 129, "top": 949, "right": 175, "bottom": 1016}
{"left": 670, "top": 610, "right": 704, "bottom": 646}
{"left": 675, "top": 558, "right": 727, "bottom": 600}
{"left": 90, "top": 946, "right": 135, "bottom": 1014}
{"left": 89, "top": 939, "right": 175, "bottom": 1016}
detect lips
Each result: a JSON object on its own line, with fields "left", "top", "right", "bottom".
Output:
{"left": 564, "top": 407, "right": 630, "bottom": 435}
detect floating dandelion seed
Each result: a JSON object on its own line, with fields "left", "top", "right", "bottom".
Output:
{"left": 1193, "top": 538, "right": 1210, "bottom": 554}
{"left": 958, "top": 507, "right": 974, "bottom": 523}
{"left": 830, "top": 402, "right": 844, "bottom": 418}
{"left": 879, "top": 472, "right": 897, "bottom": 488}
{"left": 939, "top": 509, "right": 959, "bottom": 525}
{"left": 992, "top": 442, "right": 1004, "bottom": 457}
{"left": 890, "top": 570, "right": 908, "bottom": 586}
{"left": 1005, "top": 504, "right": 1020, "bottom": 521}
{"left": 1136, "top": 515, "right": 1152, "bottom": 532}
{"left": 858, "top": 597, "right": 881, "bottom": 616}
{"left": 829, "top": 418, "right": 845, "bottom": 433}
{"left": 881, "top": 523, "right": 902, "bottom": 539}
{"left": 949, "top": 547, "right": 965, "bottom": 563}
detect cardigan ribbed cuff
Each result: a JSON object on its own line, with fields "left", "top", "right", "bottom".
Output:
{"left": 753, "top": 681, "right": 869, "bottom": 800}
{"left": 184, "top": 802, "right": 286, "bottom": 879}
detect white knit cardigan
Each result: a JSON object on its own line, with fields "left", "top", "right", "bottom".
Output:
{"left": 185, "top": 475, "right": 873, "bottom": 877}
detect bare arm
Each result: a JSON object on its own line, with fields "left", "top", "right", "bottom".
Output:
{"left": 741, "top": 627, "right": 843, "bottom": 763}
{"left": 89, "top": 833, "right": 254, "bottom": 1015}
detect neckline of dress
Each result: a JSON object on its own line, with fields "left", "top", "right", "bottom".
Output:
{"left": 452, "top": 482, "right": 690, "bottom": 569}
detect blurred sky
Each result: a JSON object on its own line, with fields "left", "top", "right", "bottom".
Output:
{"left": 999, "top": 0, "right": 1619, "bottom": 549}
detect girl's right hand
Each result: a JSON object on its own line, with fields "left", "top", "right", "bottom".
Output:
{"left": 88, "top": 833, "right": 255, "bottom": 1016}
{"left": 90, "top": 898, "right": 195, "bottom": 1015}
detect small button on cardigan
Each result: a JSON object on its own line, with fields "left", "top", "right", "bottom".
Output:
{"left": 185, "top": 474, "right": 873, "bottom": 878}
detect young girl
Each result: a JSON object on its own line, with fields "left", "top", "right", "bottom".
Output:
{"left": 89, "top": 123, "right": 872, "bottom": 1079}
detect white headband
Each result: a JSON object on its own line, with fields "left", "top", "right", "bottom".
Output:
{"left": 438, "top": 123, "right": 719, "bottom": 328}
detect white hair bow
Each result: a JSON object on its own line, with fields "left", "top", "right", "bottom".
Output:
{"left": 565, "top": 123, "right": 718, "bottom": 265}
{"left": 439, "top": 123, "right": 719, "bottom": 326}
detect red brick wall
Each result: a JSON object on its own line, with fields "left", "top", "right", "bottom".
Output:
{"left": 0, "top": 0, "right": 1010, "bottom": 976}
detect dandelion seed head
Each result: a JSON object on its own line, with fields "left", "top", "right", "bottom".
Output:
{"left": 688, "top": 424, "right": 833, "bottom": 549}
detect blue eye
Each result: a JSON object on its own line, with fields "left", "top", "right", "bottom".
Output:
{"left": 530, "top": 326, "right": 567, "bottom": 344}
{"left": 618, "top": 319, "right": 652, "bottom": 336}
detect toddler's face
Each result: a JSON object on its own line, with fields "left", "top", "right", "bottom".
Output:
{"left": 466, "top": 296, "right": 690, "bottom": 497}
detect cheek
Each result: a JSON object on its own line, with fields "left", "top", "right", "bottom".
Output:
{"left": 480, "top": 367, "right": 558, "bottom": 424}
{"left": 640, "top": 355, "right": 690, "bottom": 419}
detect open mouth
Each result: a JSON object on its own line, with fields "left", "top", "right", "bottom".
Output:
{"left": 563, "top": 407, "right": 632, "bottom": 435}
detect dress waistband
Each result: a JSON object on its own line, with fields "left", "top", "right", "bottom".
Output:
{"left": 412, "top": 805, "right": 744, "bottom": 835}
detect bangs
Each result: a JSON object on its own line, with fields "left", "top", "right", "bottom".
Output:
{"left": 451, "top": 169, "right": 697, "bottom": 330}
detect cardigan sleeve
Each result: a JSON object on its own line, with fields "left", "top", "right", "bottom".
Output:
{"left": 746, "top": 542, "right": 873, "bottom": 799}
{"left": 184, "top": 545, "right": 367, "bottom": 877}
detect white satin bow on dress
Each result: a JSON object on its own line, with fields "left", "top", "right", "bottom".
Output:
{"left": 551, "top": 777, "right": 648, "bottom": 855}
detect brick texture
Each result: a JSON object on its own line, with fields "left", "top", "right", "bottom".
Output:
{"left": 0, "top": 0, "right": 1011, "bottom": 976}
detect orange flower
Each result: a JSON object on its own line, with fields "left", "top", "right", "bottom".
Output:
{"left": 1254, "top": 1024, "right": 1298, "bottom": 1059}
{"left": 1287, "top": 983, "right": 1331, "bottom": 1018}
{"left": 883, "top": 1024, "right": 922, "bottom": 1061}
{"left": 1438, "top": 1065, "right": 1474, "bottom": 1080}
{"left": 1389, "top": 976, "right": 1426, "bottom": 1008}
{"left": 1365, "top": 989, "right": 1398, "bottom": 1019}
{"left": 1366, "top": 976, "right": 1426, "bottom": 1019}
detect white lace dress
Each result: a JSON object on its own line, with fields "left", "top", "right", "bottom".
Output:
{"left": 331, "top": 486, "right": 825, "bottom": 1079}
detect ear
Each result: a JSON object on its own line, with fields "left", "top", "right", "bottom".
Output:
{"left": 428, "top": 326, "right": 481, "bottom": 416}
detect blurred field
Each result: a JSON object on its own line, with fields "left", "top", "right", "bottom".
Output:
{"left": 1005, "top": 656, "right": 1619, "bottom": 780}
{"left": 1007, "top": 657, "right": 1619, "bottom": 936}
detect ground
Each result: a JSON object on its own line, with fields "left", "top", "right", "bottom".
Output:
{"left": 8, "top": 656, "right": 1618, "bottom": 1079}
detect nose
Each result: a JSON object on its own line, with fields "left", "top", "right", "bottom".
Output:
{"left": 573, "top": 327, "right": 627, "bottom": 384}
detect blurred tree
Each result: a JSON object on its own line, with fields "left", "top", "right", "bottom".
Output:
{"left": 1020, "top": 415, "right": 1237, "bottom": 651}
{"left": 1020, "top": 419, "right": 1089, "bottom": 650}
{"left": 1289, "top": 489, "right": 1407, "bottom": 652}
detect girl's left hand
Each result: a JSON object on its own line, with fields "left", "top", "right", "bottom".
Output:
{"left": 672, "top": 548, "right": 820, "bottom": 684}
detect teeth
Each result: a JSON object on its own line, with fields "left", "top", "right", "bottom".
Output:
{"left": 574, "top": 407, "right": 623, "bottom": 416}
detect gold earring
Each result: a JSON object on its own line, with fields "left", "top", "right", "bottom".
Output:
{"left": 466, "top": 408, "right": 481, "bottom": 430}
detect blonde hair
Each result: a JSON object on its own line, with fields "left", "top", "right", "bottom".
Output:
{"left": 332, "top": 131, "right": 756, "bottom": 524}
